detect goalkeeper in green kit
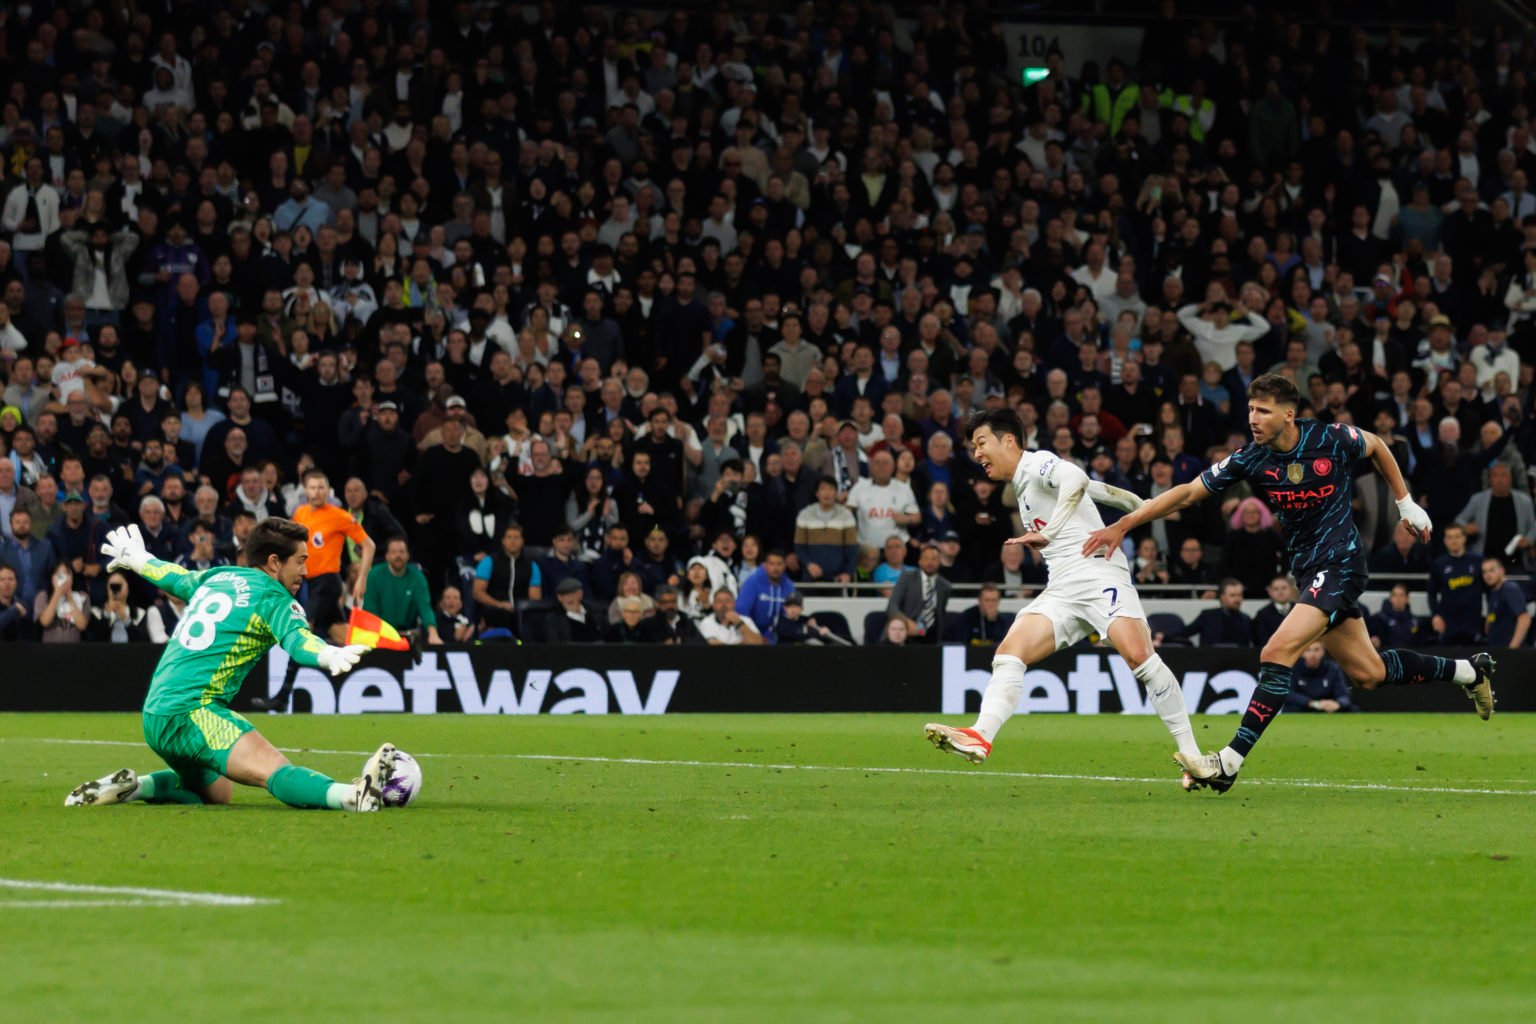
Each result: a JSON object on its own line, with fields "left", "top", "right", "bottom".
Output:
{"left": 64, "top": 518, "right": 398, "bottom": 812}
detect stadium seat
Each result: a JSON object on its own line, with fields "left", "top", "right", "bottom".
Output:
{"left": 862, "top": 611, "right": 888, "bottom": 645}
{"left": 1147, "top": 612, "right": 1190, "bottom": 647}
{"left": 517, "top": 603, "right": 557, "bottom": 644}
{"left": 808, "top": 610, "right": 853, "bottom": 644}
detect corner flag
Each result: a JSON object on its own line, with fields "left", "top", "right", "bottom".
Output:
{"left": 346, "top": 607, "right": 410, "bottom": 650}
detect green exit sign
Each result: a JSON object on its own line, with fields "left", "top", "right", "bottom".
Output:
{"left": 1021, "top": 66, "right": 1050, "bottom": 86}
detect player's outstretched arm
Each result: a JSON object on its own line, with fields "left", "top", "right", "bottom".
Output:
{"left": 1366, "top": 432, "right": 1432, "bottom": 542}
{"left": 1086, "top": 480, "right": 1144, "bottom": 513}
{"left": 100, "top": 525, "right": 206, "bottom": 601}
{"left": 267, "top": 590, "right": 370, "bottom": 676}
{"left": 277, "top": 625, "right": 369, "bottom": 677}
{"left": 1080, "top": 481, "right": 1210, "bottom": 557}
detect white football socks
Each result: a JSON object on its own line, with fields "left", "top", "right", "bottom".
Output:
{"left": 1453, "top": 660, "right": 1476, "bottom": 684}
{"left": 1133, "top": 654, "right": 1201, "bottom": 758}
{"left": 1218, "top": 748, "right": 1245, "bottom": 775}
{"left": 972, "top": 654, "right": 1026, "bottom": 743}
{"left": 328, "top": 783, "right": 354, "bottom": 810}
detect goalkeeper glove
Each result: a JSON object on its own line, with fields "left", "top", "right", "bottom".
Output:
{"left": 316, "top": 644, "right": 369, "bottom": 677}
{"left": 101, "top": 524, "right": 150, "bottom": 574}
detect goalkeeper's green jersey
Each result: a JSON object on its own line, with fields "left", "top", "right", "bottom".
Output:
{"left": 139, "top": 560, "right": 328, "bottom": 714}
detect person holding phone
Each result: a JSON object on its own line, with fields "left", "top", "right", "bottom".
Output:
{"left": 87, "top": 569, "right": 161, "bottom": 642}
{"left": 36, "top": 563, "right": 89, "bottom": 643}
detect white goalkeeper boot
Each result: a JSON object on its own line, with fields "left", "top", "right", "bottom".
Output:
{"left": 65, "top": 768, "right": 141, "bottom": 807}
{"left": 350, "top": 743, "right": 397, "bottom": 812}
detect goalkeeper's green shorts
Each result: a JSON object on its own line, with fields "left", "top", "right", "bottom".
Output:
{"left": 142, "top": 707, "right": 256, "bottom": 790}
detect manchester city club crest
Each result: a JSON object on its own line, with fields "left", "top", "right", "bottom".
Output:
{"left": 1287, "top": 463, "right": 1304, "bottom": 483}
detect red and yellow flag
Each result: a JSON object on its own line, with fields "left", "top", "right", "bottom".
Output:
{"left": 346, "top": 608, "right": 410, "bottom": 651}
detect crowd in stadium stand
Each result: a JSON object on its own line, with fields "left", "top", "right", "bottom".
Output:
{"left": 1, "top": 2, "right": 1536, "bottom": 650}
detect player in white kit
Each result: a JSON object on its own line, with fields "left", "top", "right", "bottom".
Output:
{"left": 925, "top": 408, "right": 1201, "bottom": 772}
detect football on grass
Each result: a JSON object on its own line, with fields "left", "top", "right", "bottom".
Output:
{"left": 383, "top": 751, "right": 423, "bottom": 808}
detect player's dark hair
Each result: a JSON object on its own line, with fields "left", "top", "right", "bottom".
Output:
{"left": 301, "top": 468, "right": 328, "bottom": 486}
{"left": 965, "top": 407, "right": 1026, "bottom": 448}
{"left": 245, "top": 517, "right": 308, "bottom": 569}
{"left": 1248, "top": 373, "right": 1300, "bottom": 407}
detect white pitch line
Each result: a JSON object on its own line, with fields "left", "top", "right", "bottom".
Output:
{"left": 12, "top": 736, "right": 1536, "bottom": 798}
{"left": 0, "top": 878, "right": 277, "bottom": 907}
{"left": 506, "top": 753, "right": 1536, "bottom": 797}
{"left": 0, "top": 900, "right": 203, "bottom": 908}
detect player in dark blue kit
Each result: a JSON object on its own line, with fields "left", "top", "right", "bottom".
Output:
{"left": 1083, "top": 374, "right": 1496, "bottom": 793}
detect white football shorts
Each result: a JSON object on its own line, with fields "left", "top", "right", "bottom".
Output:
{"left": 1017, "top": 560, "right": 1147, "bottom": 648}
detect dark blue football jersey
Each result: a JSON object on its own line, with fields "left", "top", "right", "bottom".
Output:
{"left": 1199, "top": 419, "right": 1369, "bottom": 569}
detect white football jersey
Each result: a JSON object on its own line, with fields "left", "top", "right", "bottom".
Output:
{"left": 1011, "top": 452, "right": 1129, "bottom": 578}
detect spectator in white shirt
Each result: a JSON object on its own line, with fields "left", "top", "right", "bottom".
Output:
{"left": 1470, "top": 329, "right": 1521, "bottom": 401}
{"left": 696, "top": 587, "right": 763, "bottom": 645}
{"left": 845, "top": 449, "right": 920, "bottom": 552}
{"left": 2, "top": 158, "right": 62, "bottom": 265}
{"left": 1069, "top": 242, "right": 1118, "bottom": 302}
{"left": 1502, "top": 246, "right": 1536, "bottom": 329}
{"left": 1176, "top": 298, "right": 1270, "bottom": 371}
{"left": 0, "top": 304, "right": 26, "bottom": 353}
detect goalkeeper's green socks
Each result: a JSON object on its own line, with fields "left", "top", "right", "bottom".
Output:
{"left": 135, "top": 769, "right": 205, "bottom": 805}
{"left": 267, "top": 765, "right": 352, "bottom": 810}
{"left": 129, "top": 766, "right": 352, "bottom": 809}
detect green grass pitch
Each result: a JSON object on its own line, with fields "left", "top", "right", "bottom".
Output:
{"left": 2, "top": 712, "right": 1533, "bottom": 1023}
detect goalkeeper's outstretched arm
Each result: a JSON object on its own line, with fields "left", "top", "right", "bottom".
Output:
{"left": 270, "top": 602, "right": 369, "bottom": 677}
{"left": 101, "top": 525, "right": 207, "bottom": 601}
{"left": 277, "top": 626, "right": 366, "bottom": 676}
{"left": 106, "top": 523, "right": 368, "bottom": 677}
